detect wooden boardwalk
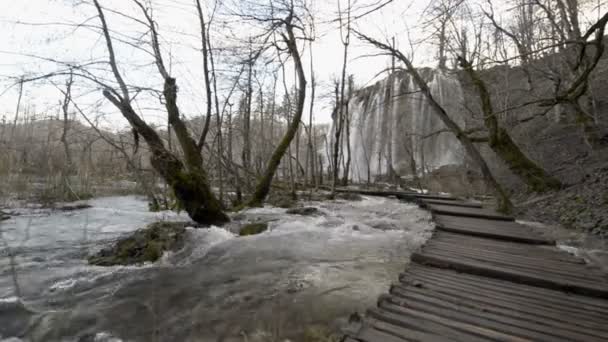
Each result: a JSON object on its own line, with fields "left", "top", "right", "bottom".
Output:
{"left": 342, "top": 189, "right": 608, "bottom": 342}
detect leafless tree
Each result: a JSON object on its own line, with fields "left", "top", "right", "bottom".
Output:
{"left": 245, "top": 0, "right": 312, "bottom": 206}
{"left": 91, "top": 0, "right": 228, "bottom": 224}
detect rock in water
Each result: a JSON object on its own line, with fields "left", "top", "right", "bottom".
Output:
{"left": 239, "top": 222, "right": 269, "bottom": 236}
{"left": 88, "top": 221, "right": 188, "bottom": 266}
{"left": 0, "top": 298, "right": 33, "bottom": 338}
{"left": 56, "top": 203, "right": 93, "bottom": 211}
{"left": 286, "top": 207, "right": 323, "bottom": 216}
{"left": 335, "top": 192, "right": 363, "bottom": 201}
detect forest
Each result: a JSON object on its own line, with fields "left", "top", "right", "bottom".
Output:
{"left": 1, "top": 0, "right": 607, "bottom": 341}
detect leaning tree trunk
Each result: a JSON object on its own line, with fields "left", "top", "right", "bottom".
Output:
{"left": 248, "top": 20, "right": 306, "bottom": 207}
{"left": 355, "top": 32, "right": 513, "bottom": 213}
{"left": 94, "top": 0, "right": 228, "bottom": 225}
{"left": 461, "top": 58, "right": 562, "bottom": 193}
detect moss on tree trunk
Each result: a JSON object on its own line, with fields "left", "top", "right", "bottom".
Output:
{"left": 491, "top": 128, "right": 562, "bottom": 192}
{"left": 248, "top": 16, "right": 307, "bottom": 207}
{"left": 151, "top": 150, "right": 229, "bottom": 225}
{"left": 461, "top": 58, "right": 562, "bottom": 193}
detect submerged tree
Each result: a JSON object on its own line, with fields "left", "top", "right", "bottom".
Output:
{"left": 92, "top": 0, "right": 228, "bottom": 224}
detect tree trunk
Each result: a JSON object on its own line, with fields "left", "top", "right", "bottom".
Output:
{"left": 60, "top": 73, "right": 74, "bottom": 191}
{"left": 94, "top": 0, "right": 228, "bottom": 224}
{"left": 356, "top": 32, "right": 513, "bottom": 212}
{"left": 460, "top": 58, "right": 562, "bottom": 192}
{"left": 248, "top": 18, "right": 307, "bottom": 206}
{"left": 105, "top": 90, "right": 229, "bottom": 225}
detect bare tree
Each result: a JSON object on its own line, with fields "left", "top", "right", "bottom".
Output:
{"left": 92, "top": 0, "right": 228, "bottom": 224}
{"left": 248, "top": 0, "right": 311, "bottom": 206}
{"left": 60, "top": 74, "right": 78, "bottom": 198}
{"left": 194, "top": 0, "right": 214, "bottom": 149}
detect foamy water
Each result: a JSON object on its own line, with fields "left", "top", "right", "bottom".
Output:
{"left": 1, "top": 195, "right": 433, "bottom": 341}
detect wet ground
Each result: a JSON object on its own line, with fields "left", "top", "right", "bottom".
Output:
{"left": 0, "top": 195, "right": 433, "bottom": 341}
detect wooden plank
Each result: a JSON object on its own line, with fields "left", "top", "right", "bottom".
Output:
{"left": 365, "top": 317, "right": 453, "bottom": 342}
{"left": 425, "top": 241, "right": 589, "bottom": 271}
{"left": 366, "top": 307, "right": 504, "bottom": 341}
{"left": 404, "top": 265, "right": 608, "bottom": 312}
{"left": 391, "top": 282, "right": 608, "bottom": 336}
{"left": 368, "top": 305, "right": 528, "bottom": 341}
{"left": 419, "top": 247, "right": 604, "bottom": 284}
{"left": 420, "top": 199, "right": 483, "bottom": 208}
{"left": 379, "top": 295, "right": 594, "bottom": 341}
{"left": 399, "top": 271, "right": 608, "bottom": 323}
{"left": 431, "top": 232, "right": 573, "bottom": 262}
{"left": 429, "top": 232, "right": 582, "bottom": 262}
{"left": 434, "top": 215, "right": 553, "bottom": 245}
{"left": 409, "top": 193, "right": 457, "bottom": 201}
{"left": 428, "top": 204, "right": 515, "bottom": 221}
{"left": 394, "top": 268, "right": 608, "bottom": 339}
{"left": 435, "top": 224, "right": 551, "bottom": 244}
{"left": 411, "top": 251, "right": 608, "bottom": 299}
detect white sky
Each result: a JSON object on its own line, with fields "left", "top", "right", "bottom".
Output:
{"left": 0, "top": 0, "right": 454, "bottom": 129}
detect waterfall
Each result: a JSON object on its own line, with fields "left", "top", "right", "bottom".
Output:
{"left": 328, "top": 69, "right": 467, "bottom": 183}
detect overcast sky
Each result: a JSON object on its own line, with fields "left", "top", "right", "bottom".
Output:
{"left": 0, "top": 0, "right": 442, "bottom": 129}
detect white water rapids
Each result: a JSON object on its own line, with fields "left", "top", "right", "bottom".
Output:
{"left": 0, "top": 195, "right": 432, "bottom": 341}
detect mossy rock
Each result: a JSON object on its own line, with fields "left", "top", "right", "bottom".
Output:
{"left": 56, "top": 203, "right": 93, "bottom": 211}
{"left": 335, "top": 192, "right": 363, "bottom": 201}
{"left": 267, "top": 193, "right": 298, "bottom": 208}
{"left": 286, "top": 207, "right": 323, "bottom": 216}
{"left": 239, "top": 222, "right": 269, "bottom": 236}
{"left": 88, "top": 221, "right": 188, "bottom": 266}
{"left": 0, "top": 210, "right": 10, "bottom": 221}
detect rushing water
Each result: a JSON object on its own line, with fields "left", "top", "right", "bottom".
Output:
{"left": 0, "top": 195, "right": 432, "bottom": 341}
{"left": 329, "top": 69, "right": 467, "bottom": 182}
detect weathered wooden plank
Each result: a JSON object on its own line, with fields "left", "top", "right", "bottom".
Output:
{"left": 435, "top": 224, "right": 551, "bottom": 244}
{"left": 408, "top": 193, "right": 458, "bottom": 201}
{"left": 391, "top": 281, "right": 608, "bottom": 336}
{"left": 366, "top": 307, "right": 507, "bottom": 341}
{"left": 428, "top": 204, "right": 515, "bottom": 221}
{"left": 368, "top": 305, "right": 529, "bottom": 341}
{"left": 411, "top": 251, "right": 608, "bottom": 299}
{"left": 387, "top": 285, "right": 608, "bottom": 341}
{"left": 396, "top": 274, "right": 608, "bottom": 329}
{"left": 364, "top": 317, "right": 453, "bottom": 342}
{"left": 420, "top": 236, "right": 601, "bottom": 277}
{"left": 433, "top": 215, "right": 553, "bottom": 244}
{"left": 424, "top": 242, "right": 592, "bottom": 275}
{"left": 404, "top": 265, "right": 608, "bottom": 313}
{"left": 420, "top": 199, "right": 483, "bottom": 208}
{"left": 432, "top": 232, "right": 575, "bottom": 262}
{"left": 380, "top": 293, "right": 598, "bottom": 341}
{"left": 419, "top": 247, "right": 605, "bottom": 287}
{"left": 427, "top": 233, "right": 585, "bottom": 264}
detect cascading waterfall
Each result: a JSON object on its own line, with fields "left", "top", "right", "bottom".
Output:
{"left": 329, "top": 69, "right": 467, "bottom": 183}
